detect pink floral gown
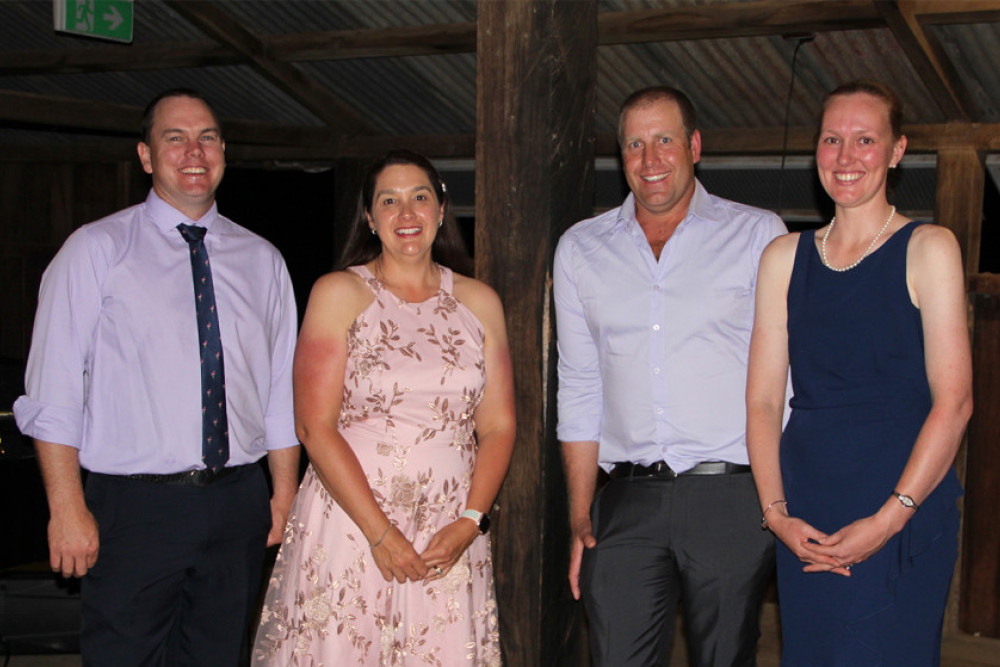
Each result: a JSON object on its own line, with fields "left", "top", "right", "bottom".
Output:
{"left": 254, "top": 265, "right": 501, "bottom": 666}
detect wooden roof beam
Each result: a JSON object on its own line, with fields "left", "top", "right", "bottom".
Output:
{"left": 0, "top": 43, "right": 238, "bottom": 76}
{"left": 597, "top": 0, "right": 881, "bottom": 44}
{"left": 875, "top": 0, "right": 975, "bottom": 121}
{"left": 4, "top": 119, "right": 998, "bottom": 163}
{"left": 0, "top": 90, "right": 335, "bottom": 148}
{"left": 909, "top": 0, "right": 1000, "bottom": 25}
{"left": 162, "top": 0, "right": 376, "bottom": 135}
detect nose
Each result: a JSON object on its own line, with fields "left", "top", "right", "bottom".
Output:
{"left": 186, "top": 139, "right": 203, "bottom": 156}
{"left": 642, "top": 145, "right": 656, "bottom": 166}
{"left": 837, "top": 142, "right": 853, "bottom": 165}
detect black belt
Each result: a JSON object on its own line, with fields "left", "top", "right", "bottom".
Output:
{"left": 609, "top": 460, "right": 751, "bottom": 480}
{"left": 96, "top": 464, "right": 252, "bottom": 487}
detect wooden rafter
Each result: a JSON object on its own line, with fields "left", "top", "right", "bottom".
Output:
{"left": 162, "top": 0, "right": 376, "bottom": 134}
{"left": 874, "top": 0, "right": 974, "bottom": 121}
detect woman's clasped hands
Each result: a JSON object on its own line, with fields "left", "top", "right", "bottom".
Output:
{"left": 370, "top": 518, "right": 479, "bottom": 585}
{"left": 767, "top": 508, "right": 895, "bottom": 578}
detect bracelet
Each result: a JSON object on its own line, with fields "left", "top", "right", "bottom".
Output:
{"left": 760, "top": 499, "right": 787, "bottom": 531}
{"left": 369, "top": 523, "right": 392, "bottom": 549}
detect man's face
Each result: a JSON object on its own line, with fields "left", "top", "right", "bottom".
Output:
{"left": 137, "top": 95, "right": 225, "bottom": 221}
{"left": 620, "top": 98, "right": 701, "bottom": 220}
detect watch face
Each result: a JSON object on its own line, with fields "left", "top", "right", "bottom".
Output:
{"left": 896, "top": 492, "right": 915, "bottom": 508}
{"left": 479, "top": 514, "right": 490, "bottom": 534}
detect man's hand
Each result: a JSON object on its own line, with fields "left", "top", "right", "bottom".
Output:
{"left": 266, "top": 495, "right": 294, "bottom": 547}
{"left": 568, "top": 516, "right": 597, "bottom": 600}
{"left": 48, "top": 504, "right": 99, "bottom": 578}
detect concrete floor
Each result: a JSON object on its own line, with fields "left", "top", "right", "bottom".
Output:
{"left": 4, "top": 602, "right": 999, "bottom": 665}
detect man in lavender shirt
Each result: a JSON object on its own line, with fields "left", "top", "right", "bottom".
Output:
{"left": 555, "top": 87, "right": 785, "bottom": 665}
{"left": 14, "top": 89, "right": 299, "bottom": 666}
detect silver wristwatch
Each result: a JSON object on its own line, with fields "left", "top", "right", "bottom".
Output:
{"left": 893, "top": 491, "right": 919, "bottom": 510}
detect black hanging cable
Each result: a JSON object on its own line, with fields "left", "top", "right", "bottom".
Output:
{"left": 778, "top": 34, "right": 814, "bottom": 217}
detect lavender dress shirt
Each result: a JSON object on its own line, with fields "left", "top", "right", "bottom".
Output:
{"left": 14, "top": 190, "right": 298, "bottom": 475}
{"left": 554, "top": 180, "right": 786, "bottom": 473}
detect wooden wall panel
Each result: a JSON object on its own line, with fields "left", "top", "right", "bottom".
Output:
{"left": 961, "top": 293, "right": 1000, "bottom": 636}
{"left": 0, "top": 161, "right": 139, "bottom": 361}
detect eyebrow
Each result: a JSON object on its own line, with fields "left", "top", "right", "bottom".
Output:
{"left": 374, "top": 184, "right": 434, "bottom": 198}
{"left": 160, "top": 127, "right": 220, "bottom": 136}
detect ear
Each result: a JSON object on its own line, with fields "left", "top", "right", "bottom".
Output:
{"left": 366, "top": 211, "right": 375, "bottom": 232}
{"left": 137, "top": 142, "right": 153, "bottom": 175}
{"left": 891, "top": 134, "right": 907, "bottom": 168}
{"left": 689, "top": 129, "right": 703, "bottom": 165}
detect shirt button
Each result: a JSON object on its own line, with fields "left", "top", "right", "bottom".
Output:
{"left": 652, "top": 324, "right": 660, "bottom": 331}
{"left": 656, "top": 408, "right": 664, "bottom": 415}
{"left": 653, "top": 368, "right": 661, "bottom": 374}
{"left": 653, "top": 284, "right": 661, "bottom": 290}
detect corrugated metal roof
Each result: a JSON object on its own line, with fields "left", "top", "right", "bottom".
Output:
{"left": 3, "top": 0, "right": 998, "bottom": 136}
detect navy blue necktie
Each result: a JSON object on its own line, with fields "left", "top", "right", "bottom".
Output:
{"left": 178, "top": 224, "right": 230, "bottom": 472}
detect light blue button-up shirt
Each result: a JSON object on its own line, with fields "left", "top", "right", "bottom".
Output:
{"left": 554, "top": 180, "right": 786, "bottom": 473}
{"left": 14, "top": 189, "right": 298, "bottom": 474}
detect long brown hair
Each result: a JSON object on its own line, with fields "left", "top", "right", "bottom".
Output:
{"left": 335, "top": 149, "right": 473, "bottom": 276}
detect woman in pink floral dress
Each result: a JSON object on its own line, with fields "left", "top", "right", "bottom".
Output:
{"left": 254, "top": 150, "right": 515, "bottom": 666}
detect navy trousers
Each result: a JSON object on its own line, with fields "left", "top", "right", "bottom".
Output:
{"left": 81, "top": 464, "right": 271, "bottom": 667}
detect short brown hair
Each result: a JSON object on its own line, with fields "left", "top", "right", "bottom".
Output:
{"left": 141, "top": 88, "right": 222, "bottom": 144}
{"left": 618, "top": 86, "right": 697, "bottom": 146}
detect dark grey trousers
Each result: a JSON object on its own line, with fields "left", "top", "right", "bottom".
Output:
{"left": 581, "top": 471, "right": 774, "bottom": 667}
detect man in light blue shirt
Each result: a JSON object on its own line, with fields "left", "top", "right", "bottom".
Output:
{"left": 555, "top": 87, "right": 785, "bottom": 665}
{"left": 15, "top": 89, "right": 299, "bottom": 666}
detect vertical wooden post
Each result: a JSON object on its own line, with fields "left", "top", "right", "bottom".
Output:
{"left": 475, "top": 1, "right": 596, "bottom": 664}
{"left": 934, "top": 148, "right": 999, "bottom": 636}
{"left": 935, "top": 148, "right": 984, "bottom": 274}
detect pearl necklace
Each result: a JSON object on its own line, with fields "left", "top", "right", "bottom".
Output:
{"left": 820, "top": 205, "right": 896, "bottom": 272}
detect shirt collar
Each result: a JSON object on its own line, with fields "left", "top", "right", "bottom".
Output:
{"left": 144, "top": 189, "right": 220, "bottom": 234}
{"left": 615, "top": 178, "right": 715, "bottom": 233}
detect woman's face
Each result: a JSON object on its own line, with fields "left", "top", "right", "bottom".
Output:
{"left": 366, "top": 163, "right": 444, "bottom": 258}
{"left": 816, "top": 92, "right": 906, "bottom": 212}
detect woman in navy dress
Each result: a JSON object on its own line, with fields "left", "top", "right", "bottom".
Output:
{"left": 746, "top": 80, "right": 972, "bottom": 665}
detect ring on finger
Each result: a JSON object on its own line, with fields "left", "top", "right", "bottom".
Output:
{"left": 434, "top": 566, "right": 443, "bottom": 575}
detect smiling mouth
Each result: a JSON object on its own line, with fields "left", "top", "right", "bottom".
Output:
{"left": 642, "top": 173, "right": 668, "bottom": 183}
{"left": 834, "top": 172, "right": 863, "bottom": 182}
{"left": 396, "top": 226, "right": 421, "bottom": 236}
{"left": 180, "top": 167, "right": 208, "bottom": 175}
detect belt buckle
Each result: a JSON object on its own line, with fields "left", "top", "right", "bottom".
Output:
{"left": 652, "top": 461, "right": 676, "bottom": 477}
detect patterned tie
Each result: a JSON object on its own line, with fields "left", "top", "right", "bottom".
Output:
{"left": 177, "top": 224, "right": 230, "bottom": 472}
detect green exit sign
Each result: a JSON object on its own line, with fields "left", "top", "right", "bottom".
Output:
{"left": 54, "top": 0, "right": 134, "bottom": 43}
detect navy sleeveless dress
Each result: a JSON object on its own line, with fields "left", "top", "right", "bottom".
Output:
{"left": 778, "top": 221, "right": 962, "bottom": 666}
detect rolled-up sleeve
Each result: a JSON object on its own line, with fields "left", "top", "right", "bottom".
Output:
{"left": 14, "top": 228, "right": 103, "bottom": 448}
{"left": 554, "top": 234, "right": 603, "bottom": 443}
{"left": 262, "top": 257, "right": 298, "bottom": 451}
